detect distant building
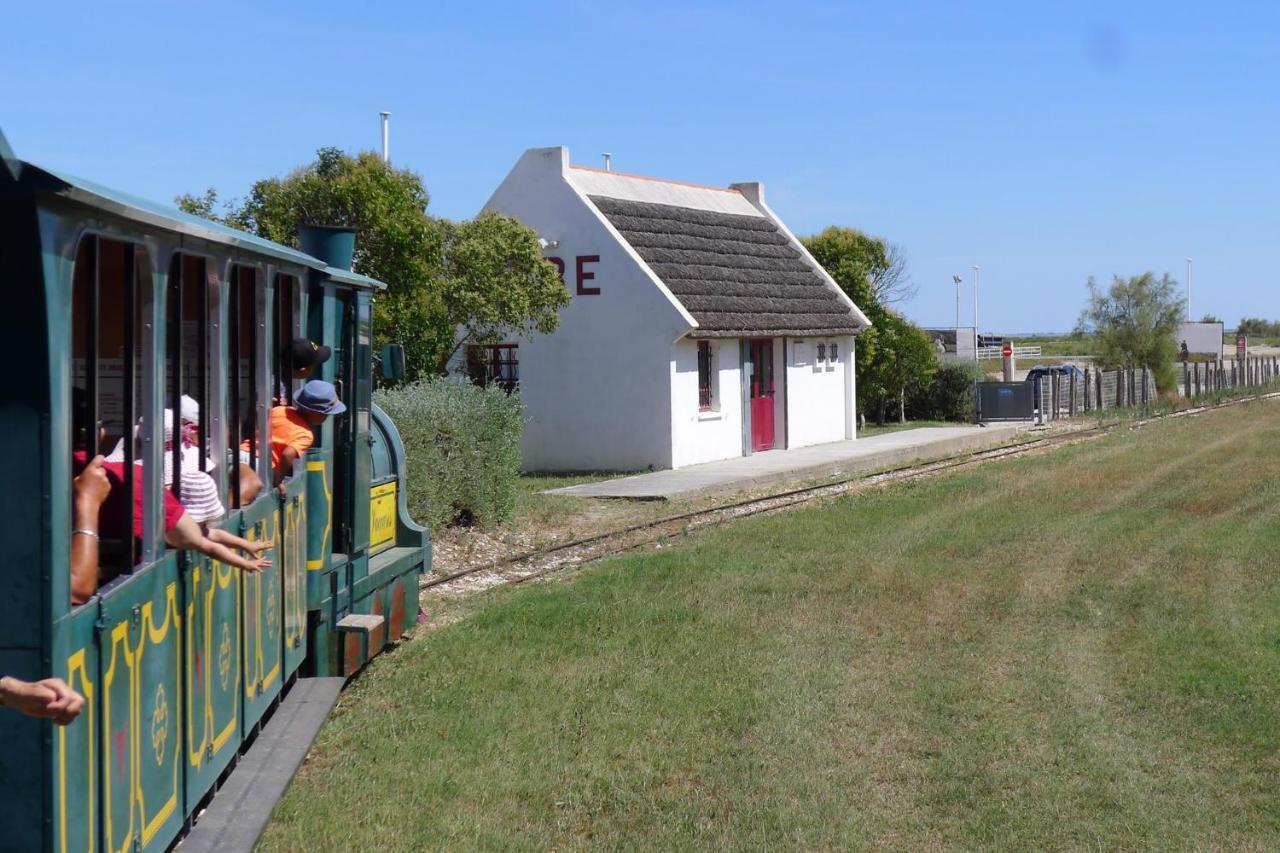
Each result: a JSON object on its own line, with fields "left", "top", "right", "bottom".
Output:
{"left": 468, "top": 146, "right": 871, "bottom": 472}
{"left": 923, "top": 327, "right": 978, "bottom": 361}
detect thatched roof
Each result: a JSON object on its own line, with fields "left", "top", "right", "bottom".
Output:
{"left": 589, "top": 196, "right": 861, "bottom": 337}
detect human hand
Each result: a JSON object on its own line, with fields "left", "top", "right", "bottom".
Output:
{"left": 0, "top": 676, "right": 85, "bottom": 725}
{"left": 249, "top": 539, "right": 273, "bottom": 556}
{"left": 241, "top": 555, "right": 273, "bottom": 573}
{"left": 74, "top": 455, "right": 111, "bottom": 510}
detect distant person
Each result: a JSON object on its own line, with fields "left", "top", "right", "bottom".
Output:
{"left": 247, "top": 379, "right": 345, "bottom": 488}
{"left": 934, "top": 336, "right": 946, "bottom": 357}
{"left": 1180, "top": 340, "right": 1190, "bottom": 362}
{"left": 0, "top": 675, "right": 84, "bottom": 725}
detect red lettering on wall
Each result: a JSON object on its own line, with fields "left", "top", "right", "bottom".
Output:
{"left": 576, "top": 255, "right": 601, "bottom": 296}
{"left": 546, "top": 256, "right": 565, "bottom": 285}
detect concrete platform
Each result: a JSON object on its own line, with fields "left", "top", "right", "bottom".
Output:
{"left": 546, "top": 425, "right": 1024, "bottom": 500}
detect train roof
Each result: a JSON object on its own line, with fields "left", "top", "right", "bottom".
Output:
{"left": 12, "top": 152, "right": 386, "bottom": 290}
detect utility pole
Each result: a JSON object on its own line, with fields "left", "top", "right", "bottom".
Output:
{"left": 1186, "top": 257, "right": 1193, "bottom": 320}
{"left": 379, "top": 111, "right": 391, "bottom": 164}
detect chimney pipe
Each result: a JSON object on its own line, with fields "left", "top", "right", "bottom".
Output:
{"left": 602, "top": 152, "right": 612, "bottom": 172}
{"left": 380, "top": 111, "right": 391, "bottom": 164}
{"left": 299, "top": 225, "right": 357, "bottom": 271}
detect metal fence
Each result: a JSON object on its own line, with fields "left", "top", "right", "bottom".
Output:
{"left": 977, "top": 345, "right": 1042, "bottom": 360}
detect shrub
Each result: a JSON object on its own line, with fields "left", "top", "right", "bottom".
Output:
{"left": 906, "top": 360, "right": 984, "bottom": 422}
{"left": 374, "top": 377, "right": 524, "bottom": 533}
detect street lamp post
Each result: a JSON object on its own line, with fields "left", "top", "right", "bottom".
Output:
{"left": 973, "top": 265, "right": 980, "bottom": 355}
{"left": 952, "top": 274, "right": 962, "bottom": 332}
{"left": 1186, "top": 257, "right": 1193, "bottom": 320}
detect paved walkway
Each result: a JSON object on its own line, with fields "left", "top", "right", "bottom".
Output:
{"left": 546, "top": 425, "right": 1023, "bottom": 500}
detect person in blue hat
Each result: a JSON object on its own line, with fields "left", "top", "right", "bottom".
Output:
{"left": 244, "top": 379, "right": 346, "bottom": 488}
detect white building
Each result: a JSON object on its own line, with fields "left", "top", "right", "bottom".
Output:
{"left": 473, "top": 146, "right": 871, "bottom": 472}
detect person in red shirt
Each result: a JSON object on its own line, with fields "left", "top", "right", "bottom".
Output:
{"left": 71, "top": 394, "right": 271, "bottom": 604}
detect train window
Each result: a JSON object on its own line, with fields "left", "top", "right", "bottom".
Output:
{"left": 71, "top": 235, "right": 155, "bottom": 597}
{"left": 274, "top": 273, "right": 300, "bottom": 404}
{"left": 227, "top": 264, "right": 261, "bottom": 508}
{"left": 164, "top": 254, "right": 214, "bottom": 508}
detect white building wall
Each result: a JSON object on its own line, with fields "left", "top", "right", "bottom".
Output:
{"left": 670, "top": 338, "right": 743, "bottom": 468}
{"left": 784, "top": 335, "right": 855, "bottom": 448}
{"left": 482, "top": 147, "right": 694, "bottom": 472}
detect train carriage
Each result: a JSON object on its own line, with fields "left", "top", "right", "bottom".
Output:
{"left": 0, "top": 129, "right": 429, "bottom": 852}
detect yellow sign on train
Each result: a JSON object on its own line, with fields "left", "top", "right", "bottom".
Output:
{"left": 370, "top": 481, "right": 397, "bottom": 554}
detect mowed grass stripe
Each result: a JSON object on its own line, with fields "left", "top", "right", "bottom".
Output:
{"left": 261, "top": 402, "right": 1280, "bottom": 851}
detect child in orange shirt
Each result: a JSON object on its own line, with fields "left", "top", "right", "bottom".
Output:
{"left": 244, "top": 379, "right": 346, "bottom": 487}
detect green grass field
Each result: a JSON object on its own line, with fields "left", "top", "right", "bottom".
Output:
{"left": 261, "top": 402, "right": 1280, "bottom": 851}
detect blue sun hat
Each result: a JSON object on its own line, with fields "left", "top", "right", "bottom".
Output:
{"left": 294, "top": 379, "right": 346, "bottom": 416}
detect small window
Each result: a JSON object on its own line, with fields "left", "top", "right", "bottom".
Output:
{"left": 274, "top": 273, "right": 301, "bottom": 404}
{"left": 829, "top": 341, "right": 839, "bottom": 362}
{"left": 467, "top": 344, "right": 519, "bottom": 393}
{"left": 817, "top": 343, "right": 827, "bottom": 363}
{"left": 697, "top": 341, "right": 715, "bottom": 410}
{"left": 165, "top": 254, "right": 213, "bottom": 506}
{"left": 71, "top": 235, "right": 154, "bottom": 597}
{"left": 227, "top": 265, "right": 261, "bottom": 507}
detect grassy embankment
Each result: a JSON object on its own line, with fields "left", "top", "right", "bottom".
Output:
{"left": 263, "top": 400, "right": 1280, "bottom": 850}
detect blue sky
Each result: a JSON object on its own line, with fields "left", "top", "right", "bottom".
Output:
{"left": 4, "top": 1, "right": 1278, "bottom": 333}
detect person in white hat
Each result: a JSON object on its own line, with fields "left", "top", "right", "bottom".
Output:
{"left": 108, "top": 400, "right": 271, "bottom": 557}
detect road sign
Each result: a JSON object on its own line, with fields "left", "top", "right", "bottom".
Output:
{"left": 1001, "top": 342, "right": 1013, "bottom": 358}
{"left": 1237, "top": 334, "right": 1247, "bottom": 362}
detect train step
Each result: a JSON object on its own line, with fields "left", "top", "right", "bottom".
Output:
{"left": 179, "top": 676, "right": 346, "bottom": 852}
{"left": 335, "top": 612, "right": 385, "bottom": 634}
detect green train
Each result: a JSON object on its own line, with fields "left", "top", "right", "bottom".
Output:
{"left": 0, "top": 129, "right": 430, "bottom": 851}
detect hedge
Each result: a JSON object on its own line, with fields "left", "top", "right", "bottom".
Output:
{"left": 374, "top": 378, "right": 524, "bottom": 533}
{"left": 906, "top": 360, "right": 985, "bottom": 422}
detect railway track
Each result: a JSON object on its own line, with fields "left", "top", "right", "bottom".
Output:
{"left": 421, "top": 391, "right": 1280, "bottom": 601}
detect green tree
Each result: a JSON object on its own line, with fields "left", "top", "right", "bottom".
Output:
{"left": 1076, "top": 272, "right": 1184, "bottom": 391}
{"left": 801, "top": 226, "right": 935, "bottom": 424}
{"left": 801, "top": 226, "right": 886, "bottom": 380}
{"left": 178, "top": 148, "right": 567, "bottom": 379}
{"left": 864, "top": 310, "right": 938, "bottom": 424}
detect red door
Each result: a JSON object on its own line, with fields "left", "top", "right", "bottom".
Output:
{"left": 749, "top": 338, "right": 775, "bottom": 451}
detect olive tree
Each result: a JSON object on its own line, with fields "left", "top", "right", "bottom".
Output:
{"left": 1076, "top": 272, "right": 1183, "bottom": 391}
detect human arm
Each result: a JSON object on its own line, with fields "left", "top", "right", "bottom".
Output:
{"left": 165, "top": 515, "right": 271, "bottom": 572}
{"left": 206, "top": 527, "right": 272, "bottom": 556}
{"left": 70, "top": 456, "right": 111, "bottom": 606}
{"left": 273, "top": 445, "right": 299, "bottom": 487}
{"left": 0, "top": 676, "right": 85, "bottom": 725}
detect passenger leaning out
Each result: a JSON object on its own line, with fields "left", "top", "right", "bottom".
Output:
{"left": 71, "top": 394, "right": 272, "bottom": 605}
{"left": 245, "top": 379, "right": 345, "bottom": 490}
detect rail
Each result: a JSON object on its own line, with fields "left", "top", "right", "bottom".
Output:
{"left": 977, "top": 345, "right": 1041, "bottom": 360}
